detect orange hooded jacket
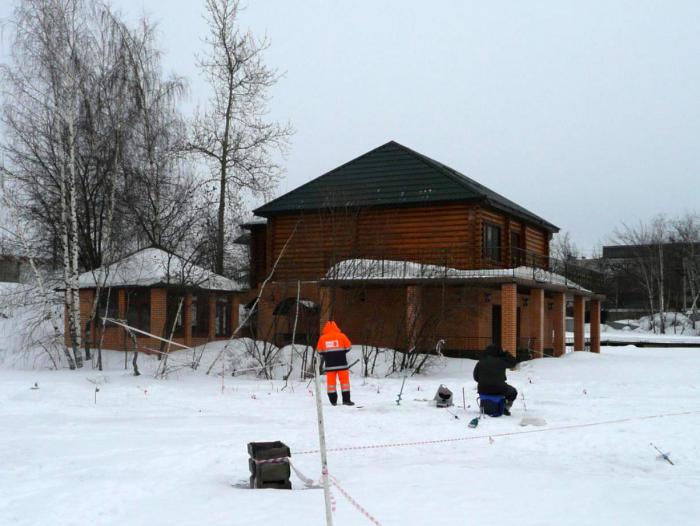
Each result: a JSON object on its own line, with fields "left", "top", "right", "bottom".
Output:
{"left": 316, "top": 321, "right": 352, "bottom": 371}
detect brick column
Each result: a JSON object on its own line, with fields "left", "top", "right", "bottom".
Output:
{"left": 230, "top": 293, "right": 240, "bottom": 337}
{"left": 319, "top": 286, "right": 331, "bottom": 330}
{"left": 150, "top": 288, "right": 167, "bottom": 338}
{"left": 501, "top": 283, "right": 518, "bottom": 357}
{"left": 590, "top": 298, "right": 601, "bottom": 354}
{"left": 406, "top": 285, "right": 422, "bottom": 350}
{"left": 208, "top": 294, "right": 216, "bottom": 340}
{"left": 183, "top": 292, "right": 192, "bottom": 347}
{"left": 117, "top": 289, "right": 126, "bottom": 318}
{"left": 573, "top": 295, "right": 585, "bottom": 352}
{"left": 552, "top": 291, "right": 566, "bottom": 357}
{"left": 79, "top": 289, "right": 95, "bottom": 343}
{"left": 530, "top": 288, "right": 544, "bottom": 358}
{"left": 118, "top": 289, "right": 127, "bottom": 350}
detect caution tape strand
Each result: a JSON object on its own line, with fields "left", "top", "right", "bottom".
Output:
{"left": 329, "top": 474, "right": 382, "bottom": 526}
{"left": 291, "top": 408, "right": 700, "bottom": 457}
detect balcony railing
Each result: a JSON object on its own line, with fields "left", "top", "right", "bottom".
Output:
{"left": 321, "top": 245, "right": 604, "bottom": 293}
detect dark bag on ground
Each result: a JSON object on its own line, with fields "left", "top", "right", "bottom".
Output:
{"left": 434, "top": 385, "right": 453, "bottom": 408}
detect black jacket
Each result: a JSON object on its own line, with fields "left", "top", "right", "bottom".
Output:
{"left": 473, "top": 347, "right": 517, "bottom": 395}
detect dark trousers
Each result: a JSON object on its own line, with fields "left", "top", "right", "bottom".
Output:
{"left": 479, "top": 383, "right": 518, "bottom": 402}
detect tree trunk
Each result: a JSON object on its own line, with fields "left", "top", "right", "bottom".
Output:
{"left": 657, "top": 242, "right": 665, "bottom": 334}
{"left": 59, "top": 148, "right": 78, "bottom": 370}
{"left": 68, "top": 117, "right": 83, "bottom": 367}
{"left": 216, "top": 158, "right": 226, "bottom": 275}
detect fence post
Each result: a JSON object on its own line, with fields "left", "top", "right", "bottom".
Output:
{"left": 313, "top": 354, "right": 334, "bottom": 526}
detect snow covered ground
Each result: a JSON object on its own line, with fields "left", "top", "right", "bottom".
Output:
{"left": 1, "top": 345, "right": 700, "bottom": 525}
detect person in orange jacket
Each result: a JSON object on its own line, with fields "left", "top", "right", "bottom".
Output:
{"left": 316, "top": 321, "right": 354, "bottom": 406}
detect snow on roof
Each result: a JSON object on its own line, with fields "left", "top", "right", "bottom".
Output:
{"left": 325, "top": 259, "right": 591, "bottom": 293}
{"left": 77, "top": 248, "right": 243, "bottom": 292}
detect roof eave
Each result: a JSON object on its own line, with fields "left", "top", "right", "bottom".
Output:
{"left": 484, "top": 199, "right": 560, "bottom": 233}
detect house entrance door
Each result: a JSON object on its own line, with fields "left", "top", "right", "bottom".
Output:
{"left": 491, "top": 305, "right": 502, "bottom": 347}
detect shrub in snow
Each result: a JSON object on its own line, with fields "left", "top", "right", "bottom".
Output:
{"left": 638, "top": 312, "right": 699, "bottom": 335}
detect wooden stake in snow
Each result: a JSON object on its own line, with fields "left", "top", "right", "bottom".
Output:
{"left": 313, "top": 354, "right": 334, "bottom": 526}
{"left": 650, "top": 442, "right": 674, "bottom": 465}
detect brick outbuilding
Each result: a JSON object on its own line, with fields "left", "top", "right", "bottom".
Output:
{"left": 69, "top": 248, "right": 248, "bottom": 353}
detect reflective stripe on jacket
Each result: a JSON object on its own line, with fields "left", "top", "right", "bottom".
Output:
{"left": 316, "top": 321, "right": 351, "bottom": 371}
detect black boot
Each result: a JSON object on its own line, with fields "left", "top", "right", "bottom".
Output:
{"left": 328, "top": 392, "right": 338, "bottom": 406}
{"left": 504, "top": 399, "right": 513, "bottom": 416}
{"left": 341, "top": 391, "right": 355, "bottom": 406}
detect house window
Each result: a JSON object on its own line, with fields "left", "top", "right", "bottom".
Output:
{"left": 165, "top": 292, "right": 185, "bottom": 337}
{"left": 191, "top": 294, "right": 210, "bottom": 337}
{"left": 483, "top": 223, "right": 502, "bottom": 262}
{"left": 126, "top": 289, "right": 150, "bottom": 332}
{"left": 96, "top": 289, "right": 119, "bottom": 323}
{"left": 510, "top": 232, "right": 522, "bottom": 266}
{"left": 215, "top": 297, "right": 232, "bottom": 337}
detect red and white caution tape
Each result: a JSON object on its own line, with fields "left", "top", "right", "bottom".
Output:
{"left": 290, "top": 408, "right": 700, "bottom": 457}
{"left": 250, "top": 409, "right": 700, "bottom": 466}
{"left": 288, "top": 460, "right": 320, "bottom": 488}
{"left": 329, "top": 474, "right": 382, "bottom": 525}
{"left": 252, "top": 456, "right": 292, "bottom": 465}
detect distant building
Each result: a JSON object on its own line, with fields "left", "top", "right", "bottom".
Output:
{"left": 594, "top": 242, "right": 700, "bottom": 321}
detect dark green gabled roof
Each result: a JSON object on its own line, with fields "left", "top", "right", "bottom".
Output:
{"left": 254, "top": 141, "right": 559, "bottom": 232}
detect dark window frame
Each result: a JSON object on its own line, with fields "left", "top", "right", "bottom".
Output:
{"left": 215, "top": 296, "right": 232, "bottom": 337}
{"left": 510, "top": 231, "right": 522, "bottom": 266}
{"left": 165, "top": 291, "right": 185, "bottom": 337}
{"left": 191, "top": 293, "right": 210, "bottom": 338}
{"left": 126, "top": 288, "right": 151, "bottom": 333}
{"left": 96, "top": 289, "right": 119, "bottom": 324}
{"left": 483, "top": 222, "right": 502, "bottom": 262}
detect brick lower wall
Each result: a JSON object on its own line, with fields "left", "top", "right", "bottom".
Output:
{"left": 248, "top": 282, "right": 596, "bottom": 361}
{"left": 69, "top": 287, "right": 248, "bottom": 354}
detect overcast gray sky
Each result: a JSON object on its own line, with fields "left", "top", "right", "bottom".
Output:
{"left": 2, "top": 0, "right": 699, "bottom": 254}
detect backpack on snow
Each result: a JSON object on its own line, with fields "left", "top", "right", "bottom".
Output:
{"left": 434, "top": 385, "right": 454, "bottom": 408}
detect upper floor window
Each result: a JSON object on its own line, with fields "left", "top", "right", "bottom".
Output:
{"left": 483, "top": 223, "right": 501, "bottom": 262}
{"left": 510, "top": 232, "right": 522, "bottom": 266}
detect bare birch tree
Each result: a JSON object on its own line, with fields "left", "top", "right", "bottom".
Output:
{"left": 551, "top": 231, "right": 580, "bottom": 261}
{"left": 672, "top": 212, "right": 700, "bottom": 327}
{"left": 0, "top": 0, "right": 91, "bottom": 367}
{"left": 189, "top": 0, "right": 292, "bottom": 276}
{"left": 2, "top": 1, "right": 204, "bottom": 367}
{"left": 612, "top": 216, "right": 669, "bottom": 333}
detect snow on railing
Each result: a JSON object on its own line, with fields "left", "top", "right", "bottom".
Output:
{"left": 325, "top": 258, "right": 592, "bottom": 293}
{"left": 317, "top": 246, "right": 603, "bottom": 292}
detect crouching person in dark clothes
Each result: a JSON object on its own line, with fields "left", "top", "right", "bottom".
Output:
{"left": 473, "top": 344, "right": 518, "bottom": 415}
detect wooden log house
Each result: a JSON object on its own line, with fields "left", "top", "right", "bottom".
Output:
{"left": 242, "top": 141, "right": 604, "bottom": 358}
